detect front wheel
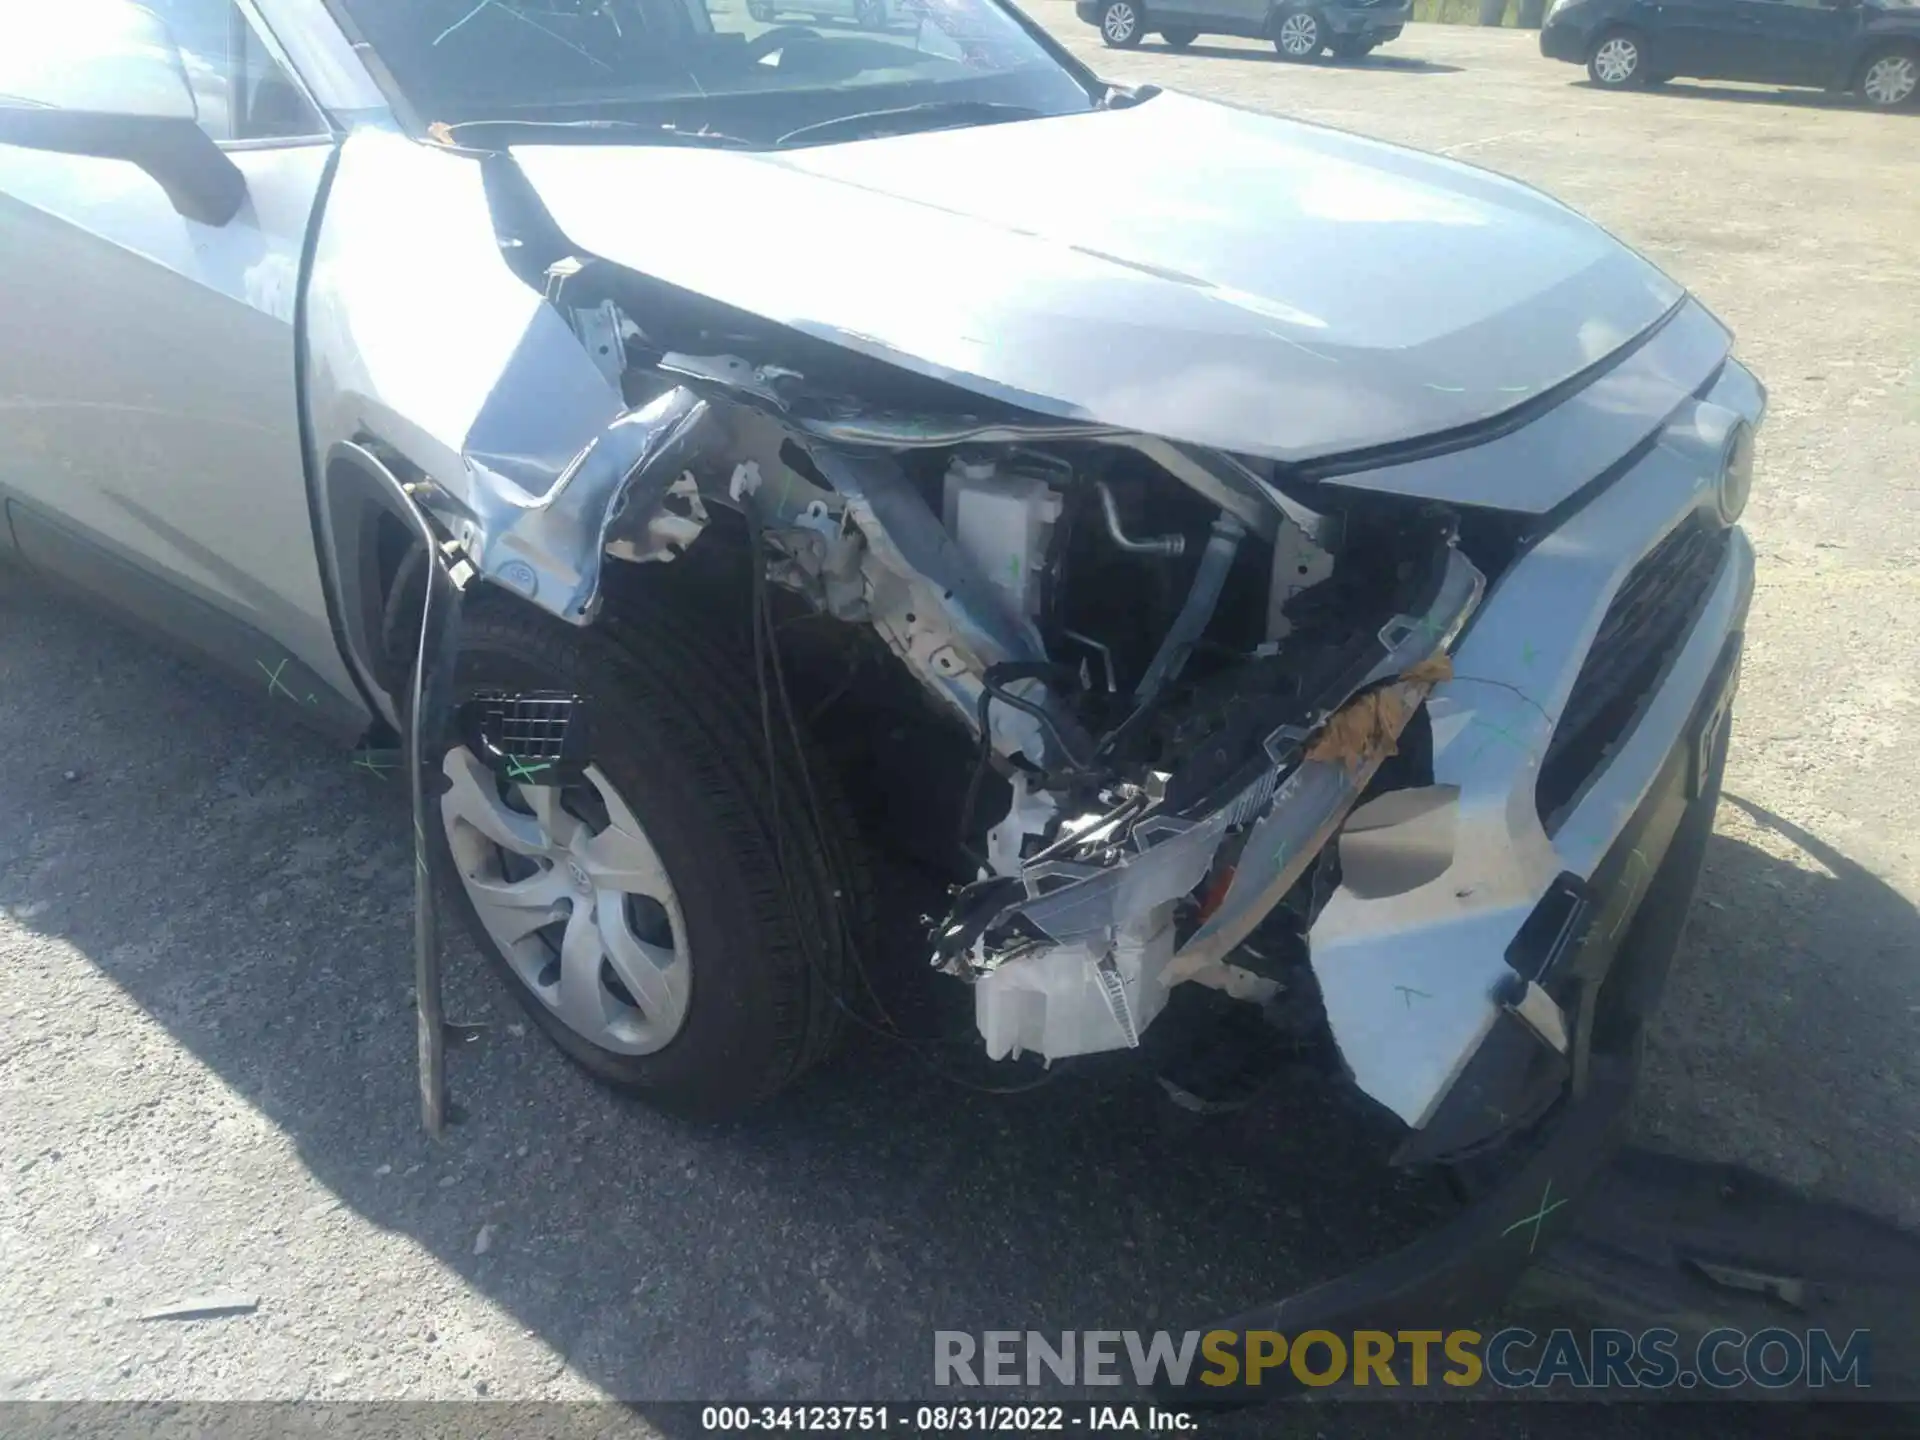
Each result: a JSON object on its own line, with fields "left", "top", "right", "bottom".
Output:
{"left": 425, "top": 592, "right": 873, "bottom": 1120}
{"left": 1160, "top": 24, "right": 1199, "bottom": 46}
{"left": 1858, "top": 46, "right": 1919, "bottom": 109}
{"left": 1588, "top": 29, "right": 1648, "bottom": 88}
{"left": 1099, "top": 0, "right": 1145, "bottom": 45}
{"left": 1272, "top": 7, "right": 1324, "bottom": 60}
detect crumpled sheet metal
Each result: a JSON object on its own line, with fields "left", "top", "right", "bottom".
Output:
{"left": 305, "top": 131, "right": 717, "bottom": 634}
{"left": 1172, "top": 673, "right": 1436, "bottom": 972}
{"left": 998, "top": 550, "right": 1484, "bottom": 966}
{"left": 458, "top": 386, "right": 713, "bottom": 624}
{"left": 1307, "top": 654, "right": 1454, "bottom": 772}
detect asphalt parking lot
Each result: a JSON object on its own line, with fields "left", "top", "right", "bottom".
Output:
{"left": 3, "top": 16, "right": 1918, "bottom": 1425}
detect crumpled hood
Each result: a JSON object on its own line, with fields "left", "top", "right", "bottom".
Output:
{"left": 511, "top": 90, "right": 1684, "bottom": 464}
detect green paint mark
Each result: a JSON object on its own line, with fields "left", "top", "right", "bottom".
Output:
{"left": 257, "top": 658, "right": 298, "bottom": 702}
{"left": 1521, "top": 639, "right": 1539, "bottom": 668}
{"left": 506, "top": 756, "right": 553, "bottom": 783}
{"left": 1502, "top": 1177, "right": 1571, "bottom": 1255}
{"left": 353, "top": 751, "right": 397, "bottom": 780}
{"left": 1461, "top": 712, "right": 1533, "bottom": 770}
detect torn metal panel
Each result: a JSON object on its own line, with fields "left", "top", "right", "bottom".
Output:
{"left": 454, "top": 385, "right": 712, "bottom": 620}
{"left": 305, "top": 131, "right": 704, "bottom": 658}
{"left": 966, "top": 547, "right": 1484, "bottom": 1062}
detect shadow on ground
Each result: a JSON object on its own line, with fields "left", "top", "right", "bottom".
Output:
{"left": 1573, "top": 77, "right": 1916, "bottom": 115}
{"left": 2, "top": 584, "right": 1916, "bottom": 1421}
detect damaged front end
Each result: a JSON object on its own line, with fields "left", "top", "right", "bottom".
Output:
{"left": 303, "top": 129, "right": 1731, "bottom": 1157}
{"left": 567, "top": 359, "right": 1486, "bottom": 1076}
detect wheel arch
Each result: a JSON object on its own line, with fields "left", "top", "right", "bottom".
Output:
{"left": 1588, "top": 21, "right": 1645, "bottom": 56}
{"left": 317, "top": 437, "right": 441, "bottom": 731}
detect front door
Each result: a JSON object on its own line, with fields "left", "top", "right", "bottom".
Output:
{"left": 0, "top": 0, "right": 366, "bottom": 728}
{"left": 1723, "top": 0, "right": 1858, "bottom": 84}
{"left": 1645, "top": 0, "right": 1752, "bottom": 78}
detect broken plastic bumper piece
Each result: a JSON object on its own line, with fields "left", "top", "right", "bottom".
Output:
{"left": 973, "top": 549, "right": 1486, "bottom": 1063}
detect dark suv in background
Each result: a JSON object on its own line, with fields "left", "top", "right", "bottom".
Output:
{"left": 1541, "top": 0, "right": 1920, "bottom": 108}
{"left": 1081, "top": 0, "right": 1411, "bottom": 59}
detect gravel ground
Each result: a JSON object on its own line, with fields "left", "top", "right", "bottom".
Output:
{"left": 3, "top": 18, "right": 1917, "bottom": 1424}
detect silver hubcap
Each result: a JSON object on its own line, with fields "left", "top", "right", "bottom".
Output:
{"left": 441, "top": 749, "right": 691, "bottom": 1055}
{"left": 1593, "top": 37, "right": 1637, "bottom": 84}
{"left": 1279, "top": 12, "right": 1317, "bottom": 52}
{"left": 1863, "top": 55, "right": 1916, "bottom": 106}
{"left": 1103, "top": 3, "right": 1135, "bottom": 39}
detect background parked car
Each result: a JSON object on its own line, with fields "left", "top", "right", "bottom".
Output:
{"left": 1540, "top": 0, "right": 1920, "bottom": 109}
{"left": 1077, "top": 0, "right": 1411, "bottom": 59}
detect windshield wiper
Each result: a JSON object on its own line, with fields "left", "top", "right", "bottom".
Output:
{"left": 430, "top": 118, "right": 760, "bottom": 149}
{"left": 773, "top": 100, "right": 1043, "bottom": 148}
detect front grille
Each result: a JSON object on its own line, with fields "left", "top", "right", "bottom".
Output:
{"left": 1536, "top": 517, "right": 1729, "bottom": 825}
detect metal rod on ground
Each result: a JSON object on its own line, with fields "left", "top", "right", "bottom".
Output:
{"left": 409, "top": 537, "right": 469, "bottom": 1137}
{"left": 408, "top": 539, "right": 447, "bottom": 1137}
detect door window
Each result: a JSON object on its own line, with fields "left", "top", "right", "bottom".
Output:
{"left": 139, "top": 0, "right": 327, "bottom": 140}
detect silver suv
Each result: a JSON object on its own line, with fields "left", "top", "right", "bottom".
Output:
{"left": 1080, "top": 0, "right": 1412, "bottom": 59}
{"left": 0, "top": 0, "right": 1756, "bottom": 1298}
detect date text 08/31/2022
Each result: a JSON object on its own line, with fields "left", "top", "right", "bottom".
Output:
{"left": 701, "top": 1406, "right": 1197, "bottom": 1432}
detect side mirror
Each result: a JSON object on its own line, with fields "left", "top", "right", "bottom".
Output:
{"left": 0, "top": 0, "right": 247, "bottom": 225}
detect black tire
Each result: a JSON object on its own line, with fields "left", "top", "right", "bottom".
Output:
{"left": 419, "top": 588, "right": 874, "bottom": 1120}
{"left": 1099, "top": 0, "right": 1145, "bottom": 46}
{"left": 1160, "top": 25, "right": 1199, "bottom": 46}
{"left": 1328, "top": 33, "right": 1373, "bottom": 59}
{"left": 1587, "top": 27, "right": 1648, "bottom": 88}
{"left": 1857, "top": 44, "right": 1920, "bottom": 110}
{"left": 1271, "top": 6, "right": 1324, "bottom": 61}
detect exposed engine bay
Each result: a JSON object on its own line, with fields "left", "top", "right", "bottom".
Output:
{"left": 462, "top": 249, "right": 1487, "bottom": 1073}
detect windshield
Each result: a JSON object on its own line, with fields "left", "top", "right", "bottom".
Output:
{"left": 329, "top": 0, "right": 1101, "bottom": 144}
